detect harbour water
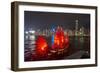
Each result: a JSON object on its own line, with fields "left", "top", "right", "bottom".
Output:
{"left": 24, "top": 36, "right": 90, "bottom": 61}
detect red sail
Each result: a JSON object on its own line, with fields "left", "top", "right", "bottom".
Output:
{"left": 52, "top": 26, "right": 69, "bottom": 50}
{"left": 35, "top": 36, "right": 48, "bottom": 57}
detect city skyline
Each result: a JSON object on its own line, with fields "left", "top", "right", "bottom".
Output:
{"left": 24, "top": 11, "right": 90, "bottom": 31}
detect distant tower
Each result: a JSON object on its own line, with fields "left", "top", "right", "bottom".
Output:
{"left": 75, "top": 20, "right": 79, "bottom": 36}
{"left": 79, "top": 26, "right": 84, "bottom": 36}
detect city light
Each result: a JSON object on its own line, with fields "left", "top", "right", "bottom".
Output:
{"left": 25, "top": 31, "right": 28, "bottom": 34}
{"left": 29, "top": 30, "right": 35, "bottom": 34}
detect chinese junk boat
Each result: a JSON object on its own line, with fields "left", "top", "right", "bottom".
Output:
{"left": 34, "top": 26, "right": 70, "bottom": 60}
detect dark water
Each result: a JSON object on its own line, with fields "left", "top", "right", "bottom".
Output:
{"left": 67, "top": 36, "right": 90, "bottom": 58}
{"left": 24, "top": 36, "right": 90, "bottom": 61}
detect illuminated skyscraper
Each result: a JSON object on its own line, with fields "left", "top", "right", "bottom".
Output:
{"left": 75, "top": 20, "right": 79, "bottom": 36}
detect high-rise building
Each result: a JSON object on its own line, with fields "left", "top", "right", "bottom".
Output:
{"left": 75, "top": 20, "right": 79, "bottom": 36}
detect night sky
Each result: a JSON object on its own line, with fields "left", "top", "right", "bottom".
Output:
{"left": 24, "top": 11, "right": 90, "bottom": 31}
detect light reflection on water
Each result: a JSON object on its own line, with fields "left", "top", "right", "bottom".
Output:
{"left": 68, "top": 36, "right": 90, "bottom": 57}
